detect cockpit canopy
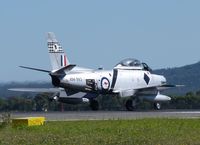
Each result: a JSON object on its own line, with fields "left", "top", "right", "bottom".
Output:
{"left": 114, "top": 58, "right": 152, "bottom": 72}
{"left": 115, "top": 58, "right": 142, "bottom": 67}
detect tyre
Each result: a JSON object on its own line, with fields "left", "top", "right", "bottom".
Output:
{"left": 154, "top": 102, "right": 161, "bottom": 110}
{"left": 125, "top": 99, "right": 135, "bottom": 111}
{"left": 90, "top": 100, "right": 99, "bottom": 111}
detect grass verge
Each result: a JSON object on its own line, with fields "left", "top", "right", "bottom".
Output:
{"left": 0, "top": 118, "right": 200, "bottom": 145}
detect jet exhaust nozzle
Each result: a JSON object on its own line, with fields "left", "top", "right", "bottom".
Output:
{"left": 50, "top": 75, "right": 61, "bottom": 87}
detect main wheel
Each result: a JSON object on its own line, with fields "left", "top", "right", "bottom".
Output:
{"left": 154, "top": 102, "right": 161, "bottom": 110}
{"left": 125, "top": 99, "right": 136, "bottom": 111}
{"left": 49, "top": 96, "right": 58, "bottom": 102}
{"left": 90, "top": 99, "right": 99, "bottom": 111}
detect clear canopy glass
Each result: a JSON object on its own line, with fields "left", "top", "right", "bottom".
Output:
{"left": 115, "top": 58, "right": 143, "bottom": 67}
{"left": 114, "top": 58, "right": 152, "bottom": 72}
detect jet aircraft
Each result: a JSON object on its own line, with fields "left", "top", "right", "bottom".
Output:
{"left": 10, "top": 32, "right": 176, "bottom": 111}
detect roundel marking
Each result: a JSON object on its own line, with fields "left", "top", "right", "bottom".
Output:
{"left": 101, "top": 77, "right": 110, "bottom": 90}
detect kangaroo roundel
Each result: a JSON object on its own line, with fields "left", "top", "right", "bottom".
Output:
{"left": 53, "top": 44, "right": 59, "bottom": 52}
{"left": 101, "top": 77, "right": 110, "bottom": 90}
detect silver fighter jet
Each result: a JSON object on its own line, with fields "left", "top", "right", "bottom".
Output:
{"left": 10, "top": 32, "right": 177, "bottom": 111}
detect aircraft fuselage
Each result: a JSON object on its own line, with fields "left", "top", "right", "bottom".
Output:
{"left": 59, "top": 68, "right": 166, "bottom": 98}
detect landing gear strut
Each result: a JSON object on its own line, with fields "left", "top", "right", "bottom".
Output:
{"left": 90, "top": 99, "right": 99, "bottom": 111}
{"left": 49, "top": 95, "right": 59, "bottom": 102}
{"left": 125, "top": 99, "right": 136, "bottom": 111}
{"left": 154, "top": 102, "right": 161, "bottom": 110}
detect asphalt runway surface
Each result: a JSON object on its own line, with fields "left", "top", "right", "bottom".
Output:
{"left": 5, "top": 110, "right": 200, "bottom": 121}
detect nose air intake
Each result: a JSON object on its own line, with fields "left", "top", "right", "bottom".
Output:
{"left": 161, "top": 76, "right": 167, "bottom": 84}
{"left": 154, "top": 74, "right": 167, "bottom": 85}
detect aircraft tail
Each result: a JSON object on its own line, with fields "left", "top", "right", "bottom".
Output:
{"left": 47, "top": 32, "right": 70, "bottom": 71}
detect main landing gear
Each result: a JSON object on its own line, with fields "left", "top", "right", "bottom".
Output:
{"left": 89, "top": 99, "right": 162, "bottom": 111}
{"left": 89, "top": 99, "right": 99, "bottom": 111}
{"left": 154, "top": 102, "right": 161, "bottom": 110}
{"left": 125, "top": 99, "right": 137, "bottom": 111}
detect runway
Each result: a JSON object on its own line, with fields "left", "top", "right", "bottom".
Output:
{"left": 7, "top": 110, "right": 200, "bottom": 121}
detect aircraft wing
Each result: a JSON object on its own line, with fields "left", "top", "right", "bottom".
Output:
{"left": 136, "top": 84, "right": 184, "bottom": 92}
{"left": 156, "top": 84, "right": 184, "bottom": 90}
{"left": 8, "top": 88, "right": 98, "bottom": 99}
{"left": 8, "top": 88, "right": 61, "bottom": 93}
{"left": 114, "top": 84, "right": 183, "bottom": 97}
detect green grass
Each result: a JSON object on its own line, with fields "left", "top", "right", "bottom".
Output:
{"left": 1, "top": 118, "right": 200, "bottom": 145}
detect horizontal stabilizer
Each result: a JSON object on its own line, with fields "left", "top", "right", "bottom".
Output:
{"left": 19, "top": 66, "right": 50, "bottom": 73}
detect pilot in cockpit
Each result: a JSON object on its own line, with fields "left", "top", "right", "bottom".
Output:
{"left": 114, "top": 58, "right": 152, "bottom": 72}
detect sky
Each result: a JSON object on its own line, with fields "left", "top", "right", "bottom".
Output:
{"left": 0, "top": 0, "right": 200, "bottom": 82}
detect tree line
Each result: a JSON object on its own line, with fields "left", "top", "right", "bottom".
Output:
{"left": 1, "top": 91, "right": 200, "bottom": 111}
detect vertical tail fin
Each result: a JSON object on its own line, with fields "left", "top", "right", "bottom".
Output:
{"left": 47, "top": 32, "right": 69, "bottom": 71}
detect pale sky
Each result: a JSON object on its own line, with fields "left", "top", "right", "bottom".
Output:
{"left": 0, "top": 0, "right": 200, "bottom": 82}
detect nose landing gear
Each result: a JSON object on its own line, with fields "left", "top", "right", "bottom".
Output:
{"left": 125, "top": 99, "right": 162, "bottom": 111}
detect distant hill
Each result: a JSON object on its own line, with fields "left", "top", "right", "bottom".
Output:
{"left": 154, "top": 61, "right": 200, "bottom": 95}
{"left": 1, "top": 62, "right": 200, "bottom": 98}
